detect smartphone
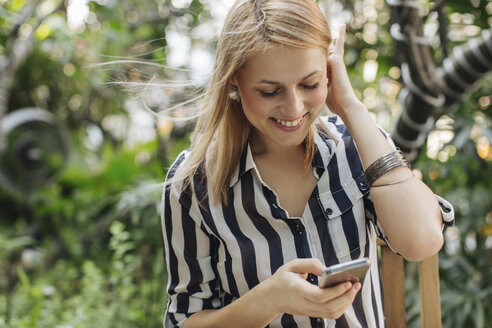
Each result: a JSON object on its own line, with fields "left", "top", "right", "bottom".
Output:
{"left": 319, "top": 258, "right": 370, "bottom": 288}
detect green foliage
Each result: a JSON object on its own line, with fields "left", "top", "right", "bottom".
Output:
{"left": 0, "top": 0, "right": 206, "bottom": 324}
{"left": 1, "top": 223, "right": 167, "bottom": 328}
{"left": 0, "top": 137, "right": 172, "bottom": 327}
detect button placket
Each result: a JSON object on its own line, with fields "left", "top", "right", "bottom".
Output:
{"left": 295, "top": 222, "right": 304, "bottom": 235}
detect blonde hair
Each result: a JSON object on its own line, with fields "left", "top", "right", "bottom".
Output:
{"left": 172, "top": 0, "right": 332, "bottom": 204}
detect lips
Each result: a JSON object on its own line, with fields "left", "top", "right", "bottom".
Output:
{"left": 274, "top": 116, "right": 303, "bottom": 127}
{"left": 270, "top": 114, "right": 307, "bottom": 131}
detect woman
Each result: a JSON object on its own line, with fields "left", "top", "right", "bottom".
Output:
{"left": 161, "top": 0, "right": 454, "bottom": 327}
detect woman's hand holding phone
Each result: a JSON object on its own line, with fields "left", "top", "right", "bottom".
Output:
{"left": 260, "top": 258, "right": 361, "bottom": 319}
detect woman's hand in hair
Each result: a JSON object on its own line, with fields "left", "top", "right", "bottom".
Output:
{"left": 325, "top": 25, "right": 366, "bottom": 122}
{"left": 261, "top": 258, "right": 361, "bottom": 319}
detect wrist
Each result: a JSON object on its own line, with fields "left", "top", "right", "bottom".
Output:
{"left": 195, "top": 279, "right": 281, "bottom": 328}
{"left": 253, "top": 277, "right": 283, "bottom": 318}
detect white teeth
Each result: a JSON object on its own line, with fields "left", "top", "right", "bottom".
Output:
{"left": 275, "top": 117, "right": 302, "bottom": 127}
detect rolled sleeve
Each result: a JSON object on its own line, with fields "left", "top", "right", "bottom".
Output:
{"left": 161, "top": 152, "right": 222, "bottom": 327}
{"left": 435, "top": 194, "right": 455, "bottom": 227}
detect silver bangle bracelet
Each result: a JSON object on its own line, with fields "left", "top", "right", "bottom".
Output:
{"left": 365, "top": 150, "right": 409, "bottom": 187}
{"left": 371, "top": 174, "right": 414, "bottom": 188}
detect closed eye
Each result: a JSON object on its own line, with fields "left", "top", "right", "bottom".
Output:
{"left": 258, "top": 81, "right": 319, "bottom": 97}
{"left": 303, "top": 82, "right": 319, "bottom": 91}
{"left": 259, "top": 89, "right": 280, "bottom": 97}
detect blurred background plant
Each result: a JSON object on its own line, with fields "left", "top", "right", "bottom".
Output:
{"left": 0, "top": 0, "right": 490, "bottom": 327}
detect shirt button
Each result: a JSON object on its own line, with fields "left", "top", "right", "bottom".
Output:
{"left": 325, "top": 208, "right": 333, "bottom": 216}
{"left": 316, "top": 318, "right": 323, "bottom": 327}
{"left": 308, "top": 274, "right": 317, "bottom": 284}
{"left": 295, "top": 223, "right": 304, "bottom": 235}
{"left": 359, "top": 180, "right": 368, "bottom": 191}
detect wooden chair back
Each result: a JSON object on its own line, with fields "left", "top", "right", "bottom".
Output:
{"left": 377, "top": 239, "right": 442, "bottom": 328}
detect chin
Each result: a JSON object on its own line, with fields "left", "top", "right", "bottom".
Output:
{"left": 275, "top": 133, "right": 308, "bottom": 148}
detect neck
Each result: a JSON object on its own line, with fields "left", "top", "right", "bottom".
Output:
{"left": 249, "top": 131, "right": 305, "bottom": 161}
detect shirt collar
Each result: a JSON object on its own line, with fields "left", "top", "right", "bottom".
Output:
{"left": 229, "top": 142, "right": 256, "bottom": 188}
{"left": 312, "top": 134, "right": 326, "bottom": 169}
{"left": 312, "top": 120, "right": 341, "bottom": 169}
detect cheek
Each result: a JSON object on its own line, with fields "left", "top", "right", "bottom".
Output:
{"left": 309, "top": 85, "right": 328, "bottom": 107}
{"left": 240, "top": 92, "right": 272, "bottom": 117}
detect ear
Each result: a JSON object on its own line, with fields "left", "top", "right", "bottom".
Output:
{"left": 229, "top": 73, "right": 239, "bottom": 88}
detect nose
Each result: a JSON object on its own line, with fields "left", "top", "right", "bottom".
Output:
{"left": 282, "top": 89, "right": 304, "bottom": 117}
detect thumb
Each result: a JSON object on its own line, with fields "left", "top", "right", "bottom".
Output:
{"left": 286, "top": 258, "right": 325, "bottom": 277}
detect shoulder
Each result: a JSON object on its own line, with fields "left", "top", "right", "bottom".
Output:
{"left": 166, "top": 149, "right": 190, "bottom": 181}
{"left": 316, "top": 115, "right": 349, "bottom": 142}
{"left": 163, "top": 149, "right": 193, "bottom": 204}
{"left": 318, "top": 115, "right": 343, "bottom": 127}
{"left": 164, "top": 148, "right": 210, "bottom": 204}
{"left": 317, "top": 115, "right": 393, "bottom": 145}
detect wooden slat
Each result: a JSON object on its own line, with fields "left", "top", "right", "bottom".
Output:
{"left": 380, "top": 243, "right": 407, "bottom": 328}
{"left": 419, "top": 253, "right": 442, "bottom": 328}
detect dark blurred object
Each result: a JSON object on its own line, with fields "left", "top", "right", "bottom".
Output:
{"left": 388, "top": 0, "right": 492, "bottom": 163}
{"left": 0, "top": 107, "right": 70, "bottom": 193}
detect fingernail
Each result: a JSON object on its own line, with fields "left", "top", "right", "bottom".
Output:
{"left": 354, "top": 283, "right": 361, "bottom": 292}
{"left": 344, "top": 282, "right": 351, "bottom": 289}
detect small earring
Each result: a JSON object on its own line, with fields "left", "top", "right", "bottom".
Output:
{"left": 229, "top": 87, "right": 240, "bottom": 101}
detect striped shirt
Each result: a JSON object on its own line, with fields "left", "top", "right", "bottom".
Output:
{"left": 161, "top": 116, "right": 455, "bottom": 328}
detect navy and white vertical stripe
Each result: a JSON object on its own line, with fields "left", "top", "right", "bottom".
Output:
{"left": 161, "top": 115, "right": 454, "bottom": 328}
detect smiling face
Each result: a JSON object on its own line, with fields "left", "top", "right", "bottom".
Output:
{"left": 234, "top": 45, "right": 328, "bottom": 153}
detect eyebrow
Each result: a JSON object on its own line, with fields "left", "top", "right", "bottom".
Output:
{"left": 256, "top": 70, "right": 322, "bottom": 85}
